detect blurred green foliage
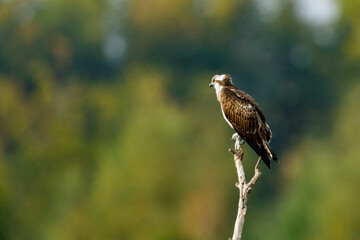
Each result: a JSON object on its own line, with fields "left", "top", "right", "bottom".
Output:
{"left": 0, "top": 0, "right": 359, "bottom": 239}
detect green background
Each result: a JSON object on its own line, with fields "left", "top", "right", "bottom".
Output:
{"left": 0, "top": 0, "right": 359, "bottom": 239}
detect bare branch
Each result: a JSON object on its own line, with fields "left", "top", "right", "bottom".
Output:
{"left": 246, "top": 157, "right": 262, "bottom": 194}
{"left": 229, "top": 147, "right": 262, "bottom": 240}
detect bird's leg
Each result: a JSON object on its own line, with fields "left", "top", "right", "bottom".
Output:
{"left": 231, "top": 133, "right": 245, "bottom": 144}
{"left": 231, "top": 133, "right": 245, "bottom": 151}
{"left": 231, "top": 133, "right": 239, "bottom": 142}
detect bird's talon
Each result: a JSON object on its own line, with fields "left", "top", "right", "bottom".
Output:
{"left": 232, "top": 133, "right": 239, "bottom": 142}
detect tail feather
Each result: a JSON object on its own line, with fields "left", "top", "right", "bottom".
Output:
{"left": 245, "top": 138, "right": 272, "bottom": 169}
{"left": 263, "top": 142, "right": 278, "bottom": 162}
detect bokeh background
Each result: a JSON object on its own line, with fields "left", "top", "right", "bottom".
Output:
{"left": 0, "top": 0, "right": 359, "bottom": 239}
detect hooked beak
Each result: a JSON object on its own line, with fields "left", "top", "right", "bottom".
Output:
{"left": 209, "top": 83, "right": 214, "bottom": 88}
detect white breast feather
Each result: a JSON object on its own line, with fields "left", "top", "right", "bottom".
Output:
{"left": 213, "top": 82, "right": 235, "bottom": 129}
{"left": 214, "top": 83, "right": 222, "bottom": 97}
{"left": 221, "top": 107, "right": 234, "bottom": 129}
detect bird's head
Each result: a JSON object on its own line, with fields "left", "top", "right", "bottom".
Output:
{"left": 209, "top": 74, "right": 233, "bottom": 88}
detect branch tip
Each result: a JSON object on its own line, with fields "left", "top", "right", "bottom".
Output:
{"left": 255, "top": 157, "right": 261, "bottom": 169}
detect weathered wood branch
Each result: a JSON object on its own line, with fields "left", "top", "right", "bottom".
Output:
{"left": 228, "top": 147, "right": 262, "bottom": 240}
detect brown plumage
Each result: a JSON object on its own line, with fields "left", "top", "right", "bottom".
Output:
{"left": 209, "top": 74, "right": 278, "bottom": 169}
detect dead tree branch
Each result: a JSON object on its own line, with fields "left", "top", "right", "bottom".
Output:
{"left": 228, "top": 147, "right": 262, "bottom": 240}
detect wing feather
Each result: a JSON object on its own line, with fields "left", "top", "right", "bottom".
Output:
{"left": 230, "top": 87, "right": 267, "bottom": 122}
{"left": 220, "top": 88, "right": 260, "bottom": 136}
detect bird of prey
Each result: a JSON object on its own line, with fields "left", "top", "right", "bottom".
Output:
{"left": 209, "top": 74, "right": 278, "bottom": 168}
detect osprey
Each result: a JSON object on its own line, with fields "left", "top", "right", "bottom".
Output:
{"left": 209, "top": 74, "right": 278, "bottom": 168}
